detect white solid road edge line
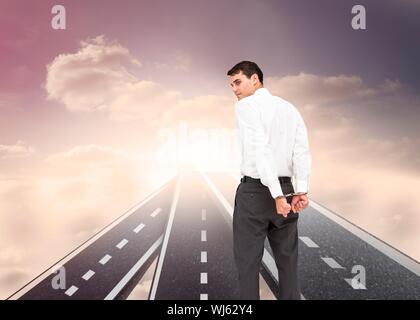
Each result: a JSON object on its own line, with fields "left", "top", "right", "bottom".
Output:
{"left": 201, "top": 171, "right": 306, "bottom": 301}
{"left": 6, "top": 174, "right": 175, "bottom": 300}
{"left": 149, "top": 174, "right": 184, "bottom": 300}
{"left": 104, "top": 235, "right": 164, "bottom": 300}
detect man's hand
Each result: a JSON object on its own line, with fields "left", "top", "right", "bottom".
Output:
{"left": 291, "top": 194, "right": 309, "bottom": 213}
{"left": 275, "top": 196, "right": 291, "bottom": 217}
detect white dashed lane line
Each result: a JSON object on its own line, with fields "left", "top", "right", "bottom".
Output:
{"left": 105, "top": 235, "right": 164, "bottom": 300}
{"left": 201, "top": 251, "right": 207, "bottom": 263}
{"left": 133, "top": 223, "right": 145, "bottom": 233}
{"left": 201, "top": 208, "right": 208, "bottom": 299}
{"left": 201, "top": 230, "right": 207, "bottom": 242}
{"left": 200, "top": 272, "right": 208, "bottom": 284}
{"left": 321, "top": 257, "right": 345, "bottom": 269}
{"left": 116, "top": 239, "right": 128, "bottom": 249}
{"left": 150, "top": 208, "right": 162, "bottom": 218}
{"left": 82, "top": 270, "right": 95, "bottom": 281}
{"left": 64, "top": 285, "right": 78, "bottom": 297}
{"left": 299, "top": 236, "right": 319, "bottom": 248}
{"left": 99, "top": 254, "right": 112, "bottom": 265}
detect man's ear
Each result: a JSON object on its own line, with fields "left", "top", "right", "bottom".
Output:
{"left": 251, "top": 74, "right": 258, "bottom": 85}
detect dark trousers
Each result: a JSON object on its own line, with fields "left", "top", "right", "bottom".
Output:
{"left": 233, "top": 178, "right": 300, "bottom": 300}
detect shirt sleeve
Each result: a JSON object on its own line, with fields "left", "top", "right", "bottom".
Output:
{"left": 292, "top": 108, "right": 312, "bottom": 194}
{"left": 235, "top": 100, "right": 283, "bottom": 198}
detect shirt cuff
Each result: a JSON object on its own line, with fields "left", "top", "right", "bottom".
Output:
{"left": 268, "top": 180, "right": 283, "bottom": 199}
{"left": 295, "top": 179, "right": 309, "bottom": 194}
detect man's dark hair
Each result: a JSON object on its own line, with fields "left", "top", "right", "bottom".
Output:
{"left": 227, "top": 61, "right": 263, "bottom": 84}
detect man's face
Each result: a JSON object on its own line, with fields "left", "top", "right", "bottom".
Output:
{"left": 229, "top": 71, "right": 259, "bottom": 100}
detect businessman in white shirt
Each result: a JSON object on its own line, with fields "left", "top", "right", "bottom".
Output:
{"left": 227, "top": 61, "right": 311, "bottom": 300}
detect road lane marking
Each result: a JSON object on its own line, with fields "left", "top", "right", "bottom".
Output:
{"left": 99, "top": 254, "right": 112, "bottom": 265}
{"left": 116, "top": 239, "right": 128, "bottom": 249}
{"left": 150, "top": 208, "right": 162, "bottom": 218}
{"left": 299, "top": 236, "right": 319, "bottom": 248}
{"left": 149, "top": 174, "right": 183, "bottom": 300}
{"left": 202, "top": 209, "right": 206, "bottom": 221}
{"left": 200, "top": 293, "right": 208, "bottom": 300}
{"left": 200, "top": 272, "right": 208, "bottom": 284}
{"left": 321, "top": 257, "right": 345, "bottom": 269}
{"left": 202, "top": 171, "right": 307, "bottom": 301}
{"left": 201, "top": 251, "right": 207, "bottom": 263}
{"left": 133, "top": 223, "right": 145, "bottom": 233}
{"left": 309, "top": 199, "right": 420, "bottom": 277}
{"left": 6, "top": 175, "right": 176, "bottom": 300}
{"left": 201, "top": 230, "right": 207, "bottom": 242}
{"left": 82, "top": 270, "right": 95, "bottom": 281}
{"left": 64, "top": 285, "right": 78, "bottom": 297}
{"left": 104, "top": 235, "right": 164, "bottom": 300}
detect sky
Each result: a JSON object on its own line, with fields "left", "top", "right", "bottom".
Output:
{"left": 0, "top": 0, "right": 419, "bottom": 299}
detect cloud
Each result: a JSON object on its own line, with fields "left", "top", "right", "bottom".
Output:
{"left": 0, "top": 140, "right": 35, "bottom": 159}
{"left": 107, "top": 81, "right": 182, "bottom": 122}
{"left": 0, "top": 268, "right": 28, "bottom": 289}
{"left": 265, "top": 72, "right": 403, "bottom": 107}
{"left": 265, "top": 72, "right": 420, "bottom": 172}
{"left": 127, "top": 279, "right": 153, "bottom": 300}
{"left": 171, "top": 94, "right": 234, "bottom": 127}
{"left": 45, "top": 35, "right": 234, "bottom": 126}
{"left": 153, "top": 50, "right": 190, "bottom": 71}
{"left": 45, "top": 144, "right": 136, "bottom": 166}
{"left": 45, "top": 35, "right": 141, "bottom": 113}
{"left": 0, "top": 246, "right": 23, "bottom": 267}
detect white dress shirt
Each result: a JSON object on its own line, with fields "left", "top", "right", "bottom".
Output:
{"left": 235, "top": 87, "right": 311, "bottom": 199}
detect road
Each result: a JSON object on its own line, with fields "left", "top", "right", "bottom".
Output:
{"left": 8, "top": 170, "right": 420, "bottom": 300}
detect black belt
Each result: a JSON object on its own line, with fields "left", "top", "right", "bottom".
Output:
{"left": 240, "top": 176, "right": 291, "bottom": 184}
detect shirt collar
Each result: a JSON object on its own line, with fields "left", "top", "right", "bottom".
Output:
{"left": 254, "top": 87, "right": 271, "bottom": 96}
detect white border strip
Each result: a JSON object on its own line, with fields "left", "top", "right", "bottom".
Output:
{"left": 104, "top": 235, "right": 164, "bottom": 300}
{"left": 7, "top": 174, "right": 176, "bottom": 300}
{"left": 149, "top": 174, "right": 184, "bottom": 300}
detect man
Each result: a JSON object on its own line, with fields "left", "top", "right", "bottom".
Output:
{"left": 227, "top": 61, "right": 311, "bottom": 300}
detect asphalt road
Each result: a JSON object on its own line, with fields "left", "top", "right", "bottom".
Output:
{"left": 9, "top": 170, "right": 420, "bottom": 300}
